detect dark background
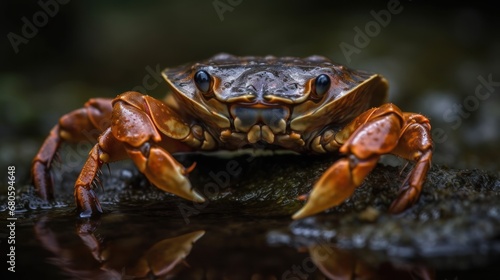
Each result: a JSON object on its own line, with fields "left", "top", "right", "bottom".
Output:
{"left": 1, "top": 0, "right": 499, "bottom": 182}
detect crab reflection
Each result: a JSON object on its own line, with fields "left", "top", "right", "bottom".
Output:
{"left": 307, "top": 242, "right": 435, "bottom": 280}
{"left": 34, "top": 214, "right": 435, "bottom": 279}
{"left": 35, "top": 216, "right": 204, "bottom": 279}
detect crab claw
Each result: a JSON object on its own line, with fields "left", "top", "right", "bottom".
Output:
{"left": 127, "top": 230, "right": 205, "bottom": 277}
{"left": 292, "top": 156, "right": 377, "bottom": 220}
{"left": 127, "top": 146, "right": 205, "bottom": 203}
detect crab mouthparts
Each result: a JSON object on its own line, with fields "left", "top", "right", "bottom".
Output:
{"left": 230, "top": 105, "right": 289, "bottom": 143}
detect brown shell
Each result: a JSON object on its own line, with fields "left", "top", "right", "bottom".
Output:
{"left": 162, "top": 53, "right": 388, "bottom": 134}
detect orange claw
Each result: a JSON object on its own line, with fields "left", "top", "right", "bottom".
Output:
{"left": 293, "top": 103, "right": 433, "bottom": 219}
{"left": 112, "top": 92, "right": 205, "bottom": 204}
{"left": 292, "top": 156, "right": 378, "bottom": 220}
{"left": 127, "top": 146, "right": 205, "bottom": 203}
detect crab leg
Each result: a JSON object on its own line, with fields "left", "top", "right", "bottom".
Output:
{"left": 74, "top": 91, "right": 205, "bottom": 217}
{"left": 389, "top": 113, "right": 432, "bottom": 213}
{"left": 293, "top": 103, "right": 432, "bottom": 219}
{"left": 73, "top": 128, "right": 126, "bottom": 217}
{"left": 31, "top": 98, "right": 113, "bottom": 200}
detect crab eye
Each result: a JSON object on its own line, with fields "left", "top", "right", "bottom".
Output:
{"left": 194, "top": 70, "right": 211, "bottom": 93}
{"left": 314, "top": 74, "right": 330, "bottom": 97}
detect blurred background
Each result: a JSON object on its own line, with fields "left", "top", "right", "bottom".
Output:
{"left": 1, "top": 0, "right": 499, "bottom": 182}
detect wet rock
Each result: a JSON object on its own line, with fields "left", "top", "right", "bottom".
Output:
{"left": 260, "top": 158, "right": 500, "bottom": 270}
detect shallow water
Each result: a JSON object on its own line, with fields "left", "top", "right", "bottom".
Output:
{"left": 2, "top": 155, "right": 500, "bottom": 279}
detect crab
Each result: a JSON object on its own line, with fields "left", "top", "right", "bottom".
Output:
{"left": 31, "top": 53, "right": 433, "bottom": 219}
{"left": 35, "top": 217, "right": 205, "bottom": 278}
